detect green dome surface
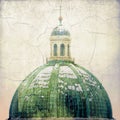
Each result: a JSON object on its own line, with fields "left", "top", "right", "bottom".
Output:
{"left": 51, "top": 25, "right": 70, "bottom": 36}
{"left": 9, "top": 61, "right": 113, "bottom": 119}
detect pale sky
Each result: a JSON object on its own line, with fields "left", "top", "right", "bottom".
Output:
{"left": 0, "top": 0, "right": 120, "bottom": 119}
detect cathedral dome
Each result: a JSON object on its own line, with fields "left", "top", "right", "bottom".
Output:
{"left": 9, "top": 61, "right": 113, "bottom": 119}
{"left": 51, "top": 25, "right": 70, "bottom": 36}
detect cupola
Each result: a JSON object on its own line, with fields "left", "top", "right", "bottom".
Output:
{"left": 49, "top": 12, "right": 73, "bottom": 62}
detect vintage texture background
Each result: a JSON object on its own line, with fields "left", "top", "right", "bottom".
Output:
{"left": 0, "top": 0, "right": 120, "bottom": 119}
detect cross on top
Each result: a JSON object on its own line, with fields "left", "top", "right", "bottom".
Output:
{"left": 59, "top": 5, "right": 63, "bottom": 25}
{"left": 53, "top": 0, "right": 63, "bottom": 25}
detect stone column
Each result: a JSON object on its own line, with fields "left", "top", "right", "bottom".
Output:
{"left": 58, "top": 43, "right": 60, "bottom": 57}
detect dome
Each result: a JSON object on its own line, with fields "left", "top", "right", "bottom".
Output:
{"left": 51, "top": 25, "right": 70, "bottom": 36}
{"left": 9, "top": 60, "right": 113, "bottom": 119}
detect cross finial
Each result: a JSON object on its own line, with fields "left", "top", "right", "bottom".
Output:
{"left": 58, "top": 0, "right": 63, "bottom": 25}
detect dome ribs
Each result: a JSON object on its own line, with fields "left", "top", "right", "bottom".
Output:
{"left": 9, "top": 61, "right": 113, "bottom": 119}
{"left": 68, "top": 63, "right": 90, "bottom": 118}
{"left": 48, "top": 63, "right": 60, "bottom": 117}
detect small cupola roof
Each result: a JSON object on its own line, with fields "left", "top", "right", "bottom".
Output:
{"left": 51, "top": 8, "right": 70, "bottom": 36}
{"left": 51, "top": 25, "right": 70, "bottom": 36}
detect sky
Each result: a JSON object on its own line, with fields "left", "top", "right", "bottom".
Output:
{"left": 0, "top": 0, "right": 120, "bottom": 119}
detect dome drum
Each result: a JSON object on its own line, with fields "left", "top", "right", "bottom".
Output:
{"left": 48, "top": 57, "right": 73, "bottom": 62}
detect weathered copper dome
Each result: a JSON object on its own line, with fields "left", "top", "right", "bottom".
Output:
{"left": 9, "top": 61, "right": 113, "bottom": 119}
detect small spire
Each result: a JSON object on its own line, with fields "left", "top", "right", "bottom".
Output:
{"left": 59, "top": 1, "right": 63, "bottom": 25}
{"left": 59, "top": 16, "right": 63, "bottom": 25}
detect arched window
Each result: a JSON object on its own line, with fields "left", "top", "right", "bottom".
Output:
{"left": 68, "top": 44, "right": 70, "bottom": 56}
{"left": 60, "top": 44, "right": 65, "bottom": 56}
{"left": 54, "top": 44, "right": 57, "bottom": 56}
